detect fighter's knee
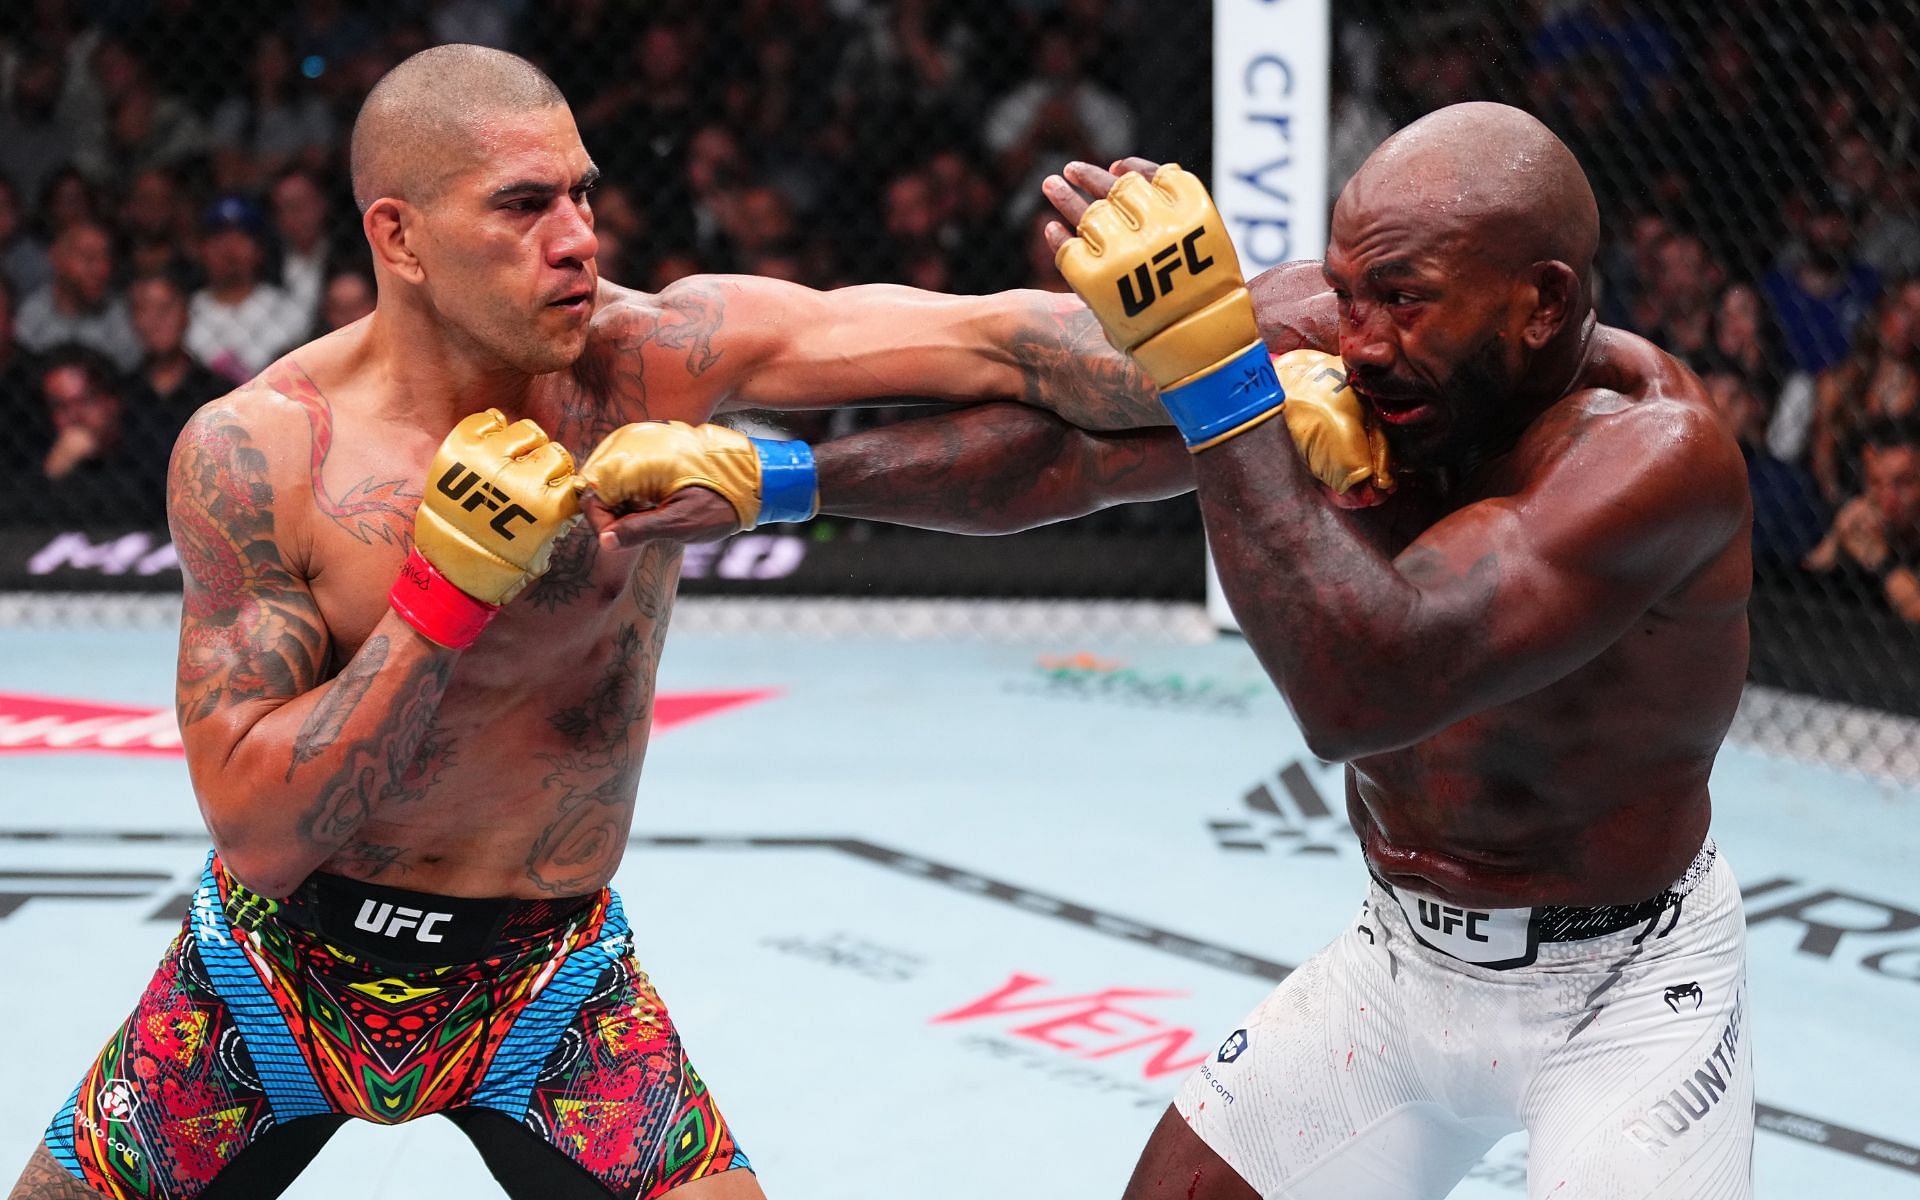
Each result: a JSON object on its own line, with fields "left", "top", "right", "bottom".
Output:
{"left": 7, "top": 1143, "right": 109, "bottom": 1200}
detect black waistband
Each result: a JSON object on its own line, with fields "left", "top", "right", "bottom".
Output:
{"left": 271, "top": 872, "right": 599, "bottom": 967}
{"left": 1368, "top": 840, "right": 1715, "bottom": 945}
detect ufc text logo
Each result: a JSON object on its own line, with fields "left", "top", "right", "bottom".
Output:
{"left": 1117, "top": 226, "right": 1214, "bottom": 317}
{"left": 1417, "top": 899, "right": 1492, "bottom": 943}
{"left": 355, "top": 900, "right": 452, "bottom": 942}
{"left": 436, "top": 462, "right": 537, "bottom": 540}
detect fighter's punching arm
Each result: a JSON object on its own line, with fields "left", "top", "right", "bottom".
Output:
{"left": 170, "top": 398, "right": 578, "bottom": 897}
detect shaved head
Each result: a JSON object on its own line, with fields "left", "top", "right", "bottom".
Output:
{"left": 1343, "top": 102, "right": 1599, "bottom": 286}
{"left": 350, "top": 44, "right": 567, "bottom": 213}
{"left": 1326, "top": 103, "right": 1603, "bottom": 470}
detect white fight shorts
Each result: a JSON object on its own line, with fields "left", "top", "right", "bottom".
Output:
{"left": 1175, "top": 839, "right": 1750, "bottom": 1199}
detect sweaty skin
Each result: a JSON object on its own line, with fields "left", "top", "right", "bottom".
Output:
{"left": 777, "top": 117, "right": 1752, "bottom": 913}
{"left": 157, "top": 55, "right": 1155, "bottom": 908}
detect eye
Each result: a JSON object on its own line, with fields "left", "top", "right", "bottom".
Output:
{"left": 504, "top": 198, "right": 544, "bottom": 214}
{"left": 571, "top": 182, "right": 597, "bottom": 205}
{"left": 1387, "top": 292, "right": 1422, "bottom": 308}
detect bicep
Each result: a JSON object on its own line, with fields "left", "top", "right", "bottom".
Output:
{"left": 168, "top": 408, "right": 327, "bottom": 745}
{"left": 1393, "top": 420, "right": 1744, "bottom": 710}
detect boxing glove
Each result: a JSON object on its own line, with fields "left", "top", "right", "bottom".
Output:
{"left": 580, "top": 421, "right": 817, "bottom": 530}
{"left": 389, "top": 410, "right": 582, "bottom": 648}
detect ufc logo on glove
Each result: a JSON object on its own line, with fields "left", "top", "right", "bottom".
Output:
{"left": 1117, "top": 225, "right": 1215, "bottom": 316}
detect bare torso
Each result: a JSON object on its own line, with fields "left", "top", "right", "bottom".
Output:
{"left": 1250, "top": 267, "right": 1752, "bottom": 908}
{"left": 221, "top": 284, "right": 720, "bottom": 898}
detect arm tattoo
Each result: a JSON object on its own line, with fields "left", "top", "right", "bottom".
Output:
{"left": 285, "top": 635, "right": 389, "bottom": 780}
{"left": 525, "top": 618, "right": 663, "bottom": 894}
{"left": 171, "top": 404, "right": 326, "bottom": 727}
{"left": 296, "top": 653, "right": 455, "bottom": 851}
{"left": 263, "top": 361, "right": 419, "bottom": 546}
{"left": 1007, "top": 303, "right": 1165, "bottom": 431}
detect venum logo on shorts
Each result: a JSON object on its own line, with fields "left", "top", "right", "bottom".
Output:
{"left": 1623, "top": 991, "right": 1744, "bottom": 1153}
{"left": 354, "top": 901, "right": 452, "bottom": 942}
{"left": 1664, "top": 981, "right": 1705, "bottom": 1012}
{"left": 1216, "top": 1029, "right": 1249, "bottom": 1063}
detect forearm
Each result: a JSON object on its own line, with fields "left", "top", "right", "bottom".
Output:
{"left": 192, "top": 612, "right": 456, "bottom": 895}
{"left": 814, "top": 404, "right": 1191, "bottom": 534}
{"left": 1195, "top": 421, "right": 1459, "bottom": 759}
{"left": 995, "top": 291, "right": 1170, "bottom": 430}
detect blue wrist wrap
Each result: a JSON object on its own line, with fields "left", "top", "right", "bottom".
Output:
{"left": 751, "top": 438, "right": 818, "bottom": 525}
{"left": 1158, "top": 342, "right": 1285, "bottom": 449}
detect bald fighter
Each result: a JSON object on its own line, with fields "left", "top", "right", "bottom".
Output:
{"left": 6, "top": 44, "right": 1162, "bottom": 1200}
{"left": 594, "top": 103, "right": 1756, "bottom": 1199}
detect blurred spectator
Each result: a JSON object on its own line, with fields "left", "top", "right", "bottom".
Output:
{"left": 1597, "top": 211, "right": 1669, "bottom": 332}
{"left": 1860, "top": 163, "right": 1920, "bottom": 284}
{"left": 15, "top": 223, "right": 141, "bottom": 371}
{"left": 124, "top": 274, "right": 229, "bottom": 445}
{"left": 518, "top": 0, "right": 640, "bottom": 108}
{"left": 127, "top": 0, "right": 258, "bottom": 115}
{"left": 320, "top": 268, "right": 375, "bottom": 332}
{"left": 1764, "top": 190, "right": 1881, "bottom": 377}
{"left": 37, "top": 168, "right": 107, "bottom": 243}
{"left": 1805, "top": 417, "right": 1920, "bottom": 624}
{"left": 18, "top": 344, "right": 168, "bottom": 525}
{"left": 0, "top": 50, "right": 84, "bottom": 207}
{"left": 1644, "top": 230, "right": 1723, "bottom": 363}
{"left": 119, "top": 168, "right": 197, "bottom": 283}
{"left": 186, "top": 197, "right": 308, "bottom": 384}
{"left": 72, "top": 41, "right": 208, "bottom": 193}
{"left": 284, "top": 0, "right": 381, "bottom": 86}
{"left": 1811, "top": 279, "right": 1920, "bottom": 504}
{"left": 716, "top": 187, "right": 795, "bottom": 270}
{"left": 0, "top": 177, "right": 53, "bottom": 297}
{"left": 983, "top": 17, "right": 1135, "bottom": 225}
{"left": 270, "top": 169, "right": 345, "bottom": 327}
{"left": 209, "top": 31, "right": 336, "bottom": 192}
{"left": 1530, "top": 0, "right": 1676, "bottom": 111}
{"left": 1700, "top": 363, "right": 1826, "bottom": 571}
{"left": 1710, "top": 281, "right": 1815, "bottom": 464}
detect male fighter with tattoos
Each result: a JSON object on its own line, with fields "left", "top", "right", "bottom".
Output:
{"left": 593, "top": 104, "right": 1757, "bottom": 1198}
{"left": 7, "top": 44, "right": 1165, "bottom": 1200}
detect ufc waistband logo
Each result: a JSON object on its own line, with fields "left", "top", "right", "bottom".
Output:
{"left": 436, "top": 463, "right": 537, "bottom": 540}
{"left": 355, "top": 900, "right": 452, "bottom": 942}
{"left": 1417, "top": 899, "right": 1492, "bottom": 943}
{"left": 1118, "top": 226, "right": 1215, "bottom": 317}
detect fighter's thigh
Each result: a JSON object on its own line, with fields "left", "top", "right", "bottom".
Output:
{"left": 39, "top": 936, "right": 275, "bottom": 1199}
{"left": 489, "top": 955, "right": 751, "bottom": 1198}
{"left": 1121, "top": 1106, "right": 1260, "bottom": 1200}
{"left": 1526, "top": 944, "right": 1752, "bottom": 1198}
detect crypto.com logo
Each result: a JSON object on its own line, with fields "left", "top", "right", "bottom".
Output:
{"left": 0, "top": 689, "right": 775, "bottom": 758}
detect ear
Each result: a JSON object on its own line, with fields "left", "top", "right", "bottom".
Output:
{"left": 1520, "top": 261, "right": 1580, "bottom": 350}
{"left": 363, "top": 198, "right": 424, "bottom": 285}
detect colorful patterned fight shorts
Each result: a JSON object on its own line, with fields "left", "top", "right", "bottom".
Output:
{"left": 42, "top": 855, "right": 750, "bottom": 1199}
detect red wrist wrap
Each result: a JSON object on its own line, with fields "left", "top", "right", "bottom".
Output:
{"left": 388, "top": 547, "right": 497, "bottom": 649}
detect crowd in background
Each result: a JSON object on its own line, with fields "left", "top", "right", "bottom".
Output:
{"left": 0, "top": 0, "right": 1915, "bottom": 625}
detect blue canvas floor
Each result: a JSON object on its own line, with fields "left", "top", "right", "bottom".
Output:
{"left": 1, "top": 620, "right": 1917, "bottom": 1198}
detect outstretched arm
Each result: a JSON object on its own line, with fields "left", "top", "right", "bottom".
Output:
{"left": 586, "top": 403, "right": 1192, "bottom": 547}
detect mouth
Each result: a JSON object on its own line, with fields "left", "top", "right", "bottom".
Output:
{"left": 546, "top": 289, "right": 594, "bottom": 316}
{"left": 1349, "top": 378, "right": 1440, "bottom": 427}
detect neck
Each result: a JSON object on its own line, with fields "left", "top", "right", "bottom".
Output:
{"left": 146, "top": 348, "right": 189, "bottom": 387}
{"left": 364, "top": 306, "right": 539, "bottom": 427}
{"left": 209, "top": 280, "right": 255, "bottom": 305}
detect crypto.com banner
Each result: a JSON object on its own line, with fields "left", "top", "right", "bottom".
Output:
{"left": 1209, "top": 0, "right": 1330, "bottom": 630}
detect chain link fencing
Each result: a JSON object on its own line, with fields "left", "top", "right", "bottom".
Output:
{"left": 0, "top": 1, "right": 1915, "bottom": 774}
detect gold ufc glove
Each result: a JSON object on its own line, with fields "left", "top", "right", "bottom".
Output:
{"left": 390, "top": 410, "right": 582, "bottom": 648}
{"left": 1275, "top": 350, "right": 1394, "bottom": 498}
{"left": 1054, "top": 164, "right": 1281, "bottom": 450}
{"left": 580, "top": 421, "right": 818, "bottom": 532}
